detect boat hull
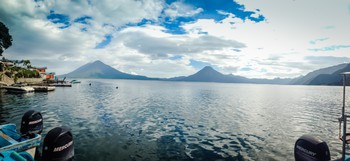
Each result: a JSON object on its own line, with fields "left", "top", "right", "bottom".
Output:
{"left": 49, "top": 83, "right": 72, "bottom": 87}
{"left": 2, "top": 86, "right": 34, "bottom": 93}
{"left": 0, "top": 124, "right": 41, "bottom": 158}
{"left": 31, "top": 86, "right": 55, "bottom": 92}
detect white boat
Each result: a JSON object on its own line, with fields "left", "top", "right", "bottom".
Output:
{"left": 2, "top": 84, "right": 34, "bottom": 93}
{"left": 31, "top": 86, "right": 55, "bottom": 92}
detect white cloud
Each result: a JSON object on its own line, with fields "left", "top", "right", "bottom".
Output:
{"left": 117, "top": 28, "right": 245, "bottom": 57}
{"left": 82, "top": 25, "right": 246, "bottom": 77}
{"left": 164, "top": 1, "right": 203, "bottom": 20}
{"left": 181, "top": 0, "right": 350, "bottom": 78}
{"left": 0, "top": 0, "right": 166, "bottom": 75}
{"left": 40, "top": 0, "right": 164, "bottom": 26}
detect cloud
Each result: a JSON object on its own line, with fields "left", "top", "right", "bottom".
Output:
{"left": 309, "top": 37, "right": 329, "bottom": 45}
{"left": 0, "top": 0, "right": 165, "bottom": 73}
{"left": 304, "top": 56, "right": 350, "bottom": 66}
{"left": 164, "top": 1, "right": 203, "bottom": 20}
{"left": 160, "top": 0, "right": 265, "bottom": 34}
{"left": 118, "top": 28, "right": 246, "bottom": 59}
{"left": 308, "top": 45, "right": 350, "bottom": 52}
{"left": 41, "top": 0, "right": 164, "bottom": 27}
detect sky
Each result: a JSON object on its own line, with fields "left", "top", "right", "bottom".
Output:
{"left": 0, "top": 0, "right": 350, "bottom": 79}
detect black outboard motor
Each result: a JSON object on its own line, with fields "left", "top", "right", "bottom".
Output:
{"left": 42, "top": 126, "right": 74, "bottom": 161}
{"left": 20, "top": 110, "right": 43, "bottom": 137}
{"left": 294, "top": 135, "right": 330, "bottom": 161}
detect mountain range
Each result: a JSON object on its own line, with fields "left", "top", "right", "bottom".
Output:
{"left": 59, "top": 60, "right": 350, "bottom": 85}
{"left": 306, "top": 63, "right": 350, "bottom": 85}
{"left": 289, "top": 63, "right": 349, "bottom": 85}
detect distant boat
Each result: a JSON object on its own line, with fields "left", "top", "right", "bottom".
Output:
{"left": 49, "top": 77, "right": 72, "bottom": 87}
{"left": 2, "top": 84, "right": 35, "bottom": 93}
{"left": 70, "top": 80, "right": 81, "bottom": 84}
{"left": 49, "top": 83, "right": 72, "bottom": 87}
{"left": 31, "top": 86, "right": 55, "bottom": 92}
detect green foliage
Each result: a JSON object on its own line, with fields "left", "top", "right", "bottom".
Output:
{"left": 0, "top": 22, "right": 13, "bottom": 56}
{"left": 4, "top": 66, "right": 40, "bottom": 80}
{"left": 23, "top": 60, "right": 31, "bottom": 68}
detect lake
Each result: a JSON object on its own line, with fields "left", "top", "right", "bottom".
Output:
{"left": 0, "top": 79, "right": 348, "bottom": 161}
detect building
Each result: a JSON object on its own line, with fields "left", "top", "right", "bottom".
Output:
{"left": 46, "top": 72, "right": 55, "bottom": 80}
{"left": 33, "top": 67, "right": 56, "bottom": 80}
{"left": 35, "top": 67, "right": 47, "bottom": 73}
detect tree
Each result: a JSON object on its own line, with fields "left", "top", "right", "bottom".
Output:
{"left": 23, "top": 60, "right": 31, "bottom": 68}
{"left": 0, "top": 22, "right": 13, "bottom": 56}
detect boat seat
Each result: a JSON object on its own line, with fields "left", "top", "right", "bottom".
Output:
{"left": 0, "top": 131, "right": 18, "bottom": 147}
{"left": 340, "top": 133, "right": 350, "bottom": 144}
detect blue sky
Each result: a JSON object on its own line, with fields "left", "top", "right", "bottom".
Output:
{"left": 0, "top": 0, "right": 350, "bottom": 78}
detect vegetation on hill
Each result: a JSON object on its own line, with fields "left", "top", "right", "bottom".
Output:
{"left": 0, "top": 22, "right": 40, "bottom": 83}
{"left": 1, "top": 58, "right": 40, "bottom": 83}
{"left": 0, "top": 22, "right": 12, "bottom": 56}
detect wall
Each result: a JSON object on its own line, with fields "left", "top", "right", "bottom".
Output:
{"left": 0, "top": 73, "right": 14, "bottom": 85}
{"left": 17, "top": 78, "right": 44, "bottom": 84}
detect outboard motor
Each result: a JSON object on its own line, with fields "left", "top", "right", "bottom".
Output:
{"left": 42, "top": 126, "right": 74, "bottom": 161}
{"left": 20, "top": 110, "right": 43, "bottom": 137}
{"left": 294, "top": 135, "right": 330, "bottom": 161}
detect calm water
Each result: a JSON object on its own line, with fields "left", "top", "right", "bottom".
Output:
{"left": 0, "top": 79, "right": 349, "bottom": 161}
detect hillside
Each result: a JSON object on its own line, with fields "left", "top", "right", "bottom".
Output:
{"left": 290, "top": 63, "right": 348, "bottom": 85}
{"left": 59, "top": 60, "right": 350, "bottom": 86}
{"left": 60, "top": 60, "right": 156, "bottom": 80}
{"left": 177, "top": 66, "right": 250, "bottom": 83}
{"left": 308, "top": 63, "right": 350, "bottom": 85}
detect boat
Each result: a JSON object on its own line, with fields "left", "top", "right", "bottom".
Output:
{"left": 294, "top": 72, "right": 350, "bottom": 161}
{"left": 31, "top": 86, "right": 55, "bottom": 92}
{"left": 0, "top": 110, "right": 43, "bottom": 159}
{"left": 49, "top": 83, "right": 72, "bottom": 87}
{"left": 70, "top": 80, "right": 81, "bottom": 84}
{"left": 0, "top": 111, "right": 75, "bottom": 161}
{"left": 0, "top": 150, "right": 34, "bottom": 161}
{"left": 49, "top": 77, "right": 72, "bottom": 87}
{"left": 0, "top": 126, "right": 74, "bottom": 161}
{"left": 0, "top": 125, "right": 41, "bottom": 151}
{"left": 2, "top": 84, "right": 34, "bottom": 93}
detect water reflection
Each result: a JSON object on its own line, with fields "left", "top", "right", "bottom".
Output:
{"left": 1, "top": 80, "right": 349, "bottom": 160}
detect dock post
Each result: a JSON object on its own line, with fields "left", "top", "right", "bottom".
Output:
{"left": 343, "top": 74, "right": 347, "bottom": 161}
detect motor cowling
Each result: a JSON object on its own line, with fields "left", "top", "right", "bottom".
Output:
{"left": 20, "top": 110, "right": 43, "bottom": 137}
{"left": 294, "top": 135, "right": 330, "bottom": 161}
{"left": 42, "top": 126, "right": 74, "bottom": 161}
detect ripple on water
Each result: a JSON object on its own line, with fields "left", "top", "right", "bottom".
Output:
{"left": 1, "top": 80, "right": 347, "bottom": 161}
